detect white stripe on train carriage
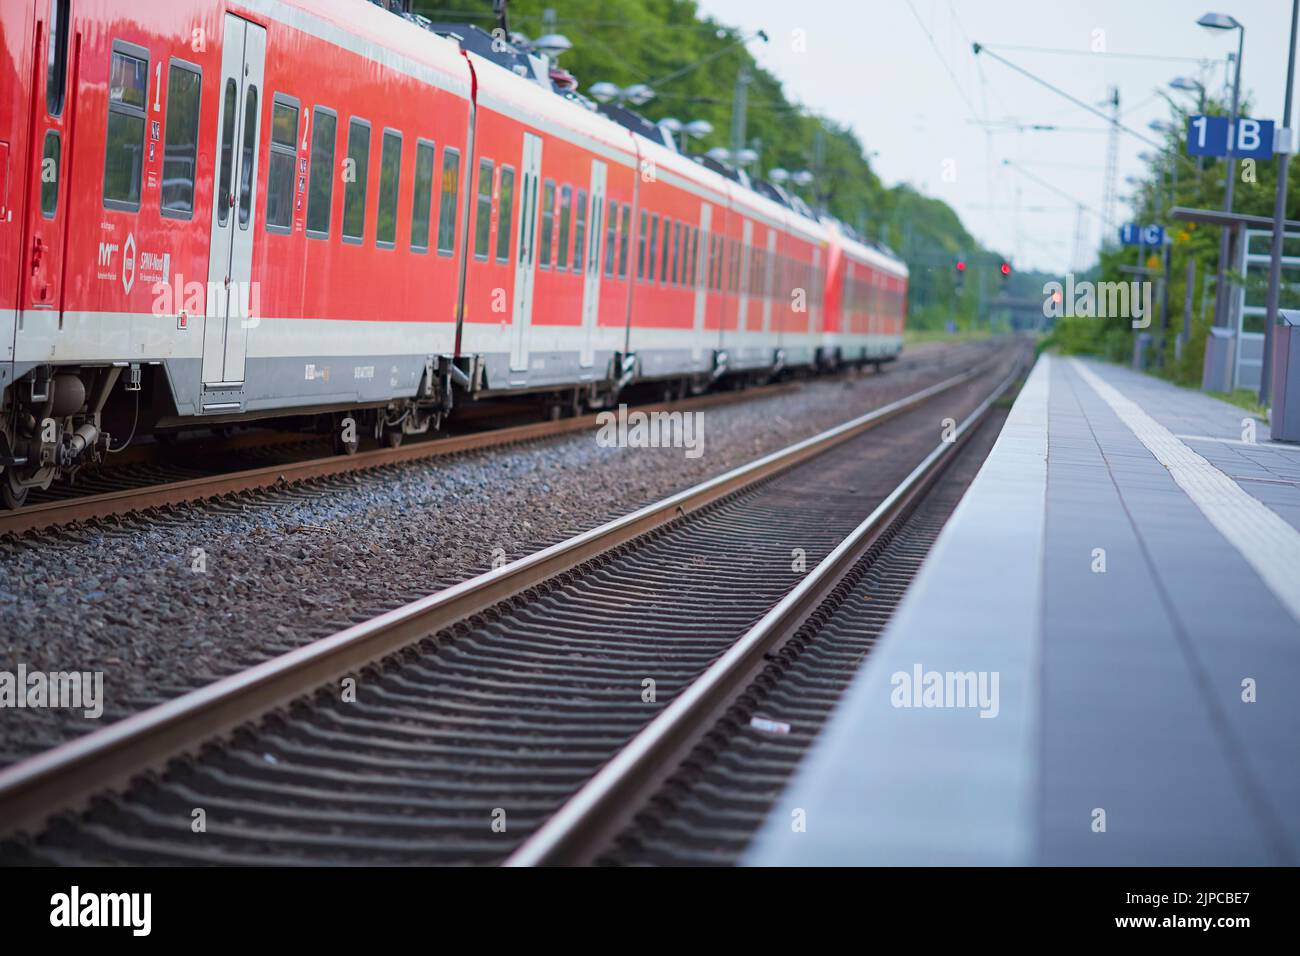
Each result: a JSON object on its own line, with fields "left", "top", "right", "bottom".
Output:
{"left": 7, "top": 311, "right": 892, "bottom": 366}
{"left": 241, "top": 0, "right": 471, "bottom": 98}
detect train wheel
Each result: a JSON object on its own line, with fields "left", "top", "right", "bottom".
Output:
{"left": 332, "top": 417, "right": 360, "bottom": 456}
{"left": 1, "top": 471, "right": 28, "bottom": 510}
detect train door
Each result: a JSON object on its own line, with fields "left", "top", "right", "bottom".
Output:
{"left": 692, "top": 202, "right": 711, "bottom": 362}
{"left": 20, "top": 0, "right": 75, "bottom": 321}
{"left": 509, "top": 132, "right": 542, "bottom": 371}
{"left": 579, "top": 158, "right": 605, "bottom": 367}
{"left": 202, "top": 14, "right": 265, "bottom": 388}
{"left": 1, "top": 2, "right": 37, "bottom": 367}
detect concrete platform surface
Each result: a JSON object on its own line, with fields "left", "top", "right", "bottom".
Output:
{"left": 746, "top": 354, "right": 1300, "bottom": 866}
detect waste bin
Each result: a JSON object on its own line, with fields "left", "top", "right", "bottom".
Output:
{"left": 1202, "top": 326, "right": 1235, "bottom": 393}
{"left": 1271, "top": 310, "right": 1300, "bottom": 443}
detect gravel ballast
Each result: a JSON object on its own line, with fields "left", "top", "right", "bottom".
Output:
{"left": 0, "top": 338, "right": 1009, "bottom": 766}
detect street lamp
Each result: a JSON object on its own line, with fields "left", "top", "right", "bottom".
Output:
{"left": 1260, "top": 0, "right": 1299, "bottom": 417}
{"left": 587, "top": 81, "right": 656, "bottom": 108}
{"left": 1169, "top": 76, "right": 1207, "bottom": 112}
{"left": 1198, "top": 10, "right": 1245, "bottom": 368}
{"left": 684, "top": 119, "right": 713, "bottom": 143}
{"left": 532, "top": 33, "right": 572, "bottom": 60}
{"left": 658, "top": 117, "right": 709, "bottom": 153}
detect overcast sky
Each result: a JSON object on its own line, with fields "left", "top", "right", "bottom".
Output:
{"left": 695, "top": 0, "right": 1295, "bottom": 274}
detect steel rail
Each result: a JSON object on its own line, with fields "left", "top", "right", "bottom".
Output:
{"left": 504, "top": 359, "right": 1024, "bottom": 866}
{"left": 0, "top": 359, "right": 996, "bottom": 840}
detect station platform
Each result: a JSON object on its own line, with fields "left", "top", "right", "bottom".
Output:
{"left": 746, "top": 354, "right": 1300, "bottom": 866}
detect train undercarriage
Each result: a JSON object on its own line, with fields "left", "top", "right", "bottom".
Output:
{"left": 0, "top": 346, "right": 894, "bottom": 510}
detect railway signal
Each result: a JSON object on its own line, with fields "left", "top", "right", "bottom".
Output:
{"left": 955, "top": 257, "right": 966, "bottom": 289}
{"left": 1000, "top": 261, "right": 1012, "bottom": 286}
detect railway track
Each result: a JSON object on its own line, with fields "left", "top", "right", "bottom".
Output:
{"left": 0, "top": 383, "right": 797, "bottom": 536}
{"left": 0, "top": 343, "right": 996, "bottom": 536}
{"left": 0, "top": 346, "right": 1024, "bottom": 864}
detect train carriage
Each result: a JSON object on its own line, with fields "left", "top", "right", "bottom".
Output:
{"left": 0, "top": 0, "right": 907, "bottom": 508}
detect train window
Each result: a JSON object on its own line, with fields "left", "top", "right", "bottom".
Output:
{"left": 572, "top": 189, "right": 587, "bottom": 274}
{"left": 265, "top": 95, "right": 298, "bottom": 232}
{"left": 557, "top": 185, "right": 572, "bottom": 269}
{"left": 637, "top": 210, "right": 647, "bottom": 281}
{"left": 342, "top": 118, "right": 370, "bottom": 243}
{"left": 539, "top": 179, "right": 555, "bottom": 268}
{"left": 659, "top": 221, "right": 671, "bottom": 284}
{"left": 681, "top": 227, "right": 691, "bottom": 287}
{"left": 672, "top": 222, "right": 683, "bottom": 286}
{"left": 160, "top": 61, "right": 202, "bottom": 219}
{"left": 647, "top": 215, "right": 659, "bottom": 284}
{"left": 683, "top": 227, "right": 692, "bottom": 287}
{"left": 40, "top": 131, "right": 59, "bottom": 218}
{"left": 47, "top": 0, "right": 71, "bottom": 117}
{"left": 688, "top": 226, "right": 696, "bottom": 285}
{"left": 495, "top": 165, "right": 514, "bottom": 262}
{"left": 588, "top": 197, "right": 602, "bottom": 272}
{"left": 410, "top": 139, "right": 435, "bottom": 252}
{"left": 376, "top": 129, "right": 402, "bottom": 247}
{"left": 306, "top": 107, "right": 337, "bottom": 238}
{"left": 103, "top": 44, "right": 149, "bottom": 211}
{"left": 473, "top": 159, "right": 493, "bottom": 259}
{"left": 216, "top": 79, "right": 237, "bottom": 227}
{"left": 517, "top": 171, "right": 534, "bottom": 265}
{"left": 603, "top": 198, "right": 617, "bottom": 277}
{"left": 436, "top": 147, "right": 459, "bottom": 255}
{"left": 237, "top": 85, "right": 258, "bottom": 229}
{"left": 618, "top": 204, "right": 631, "bottom": 278}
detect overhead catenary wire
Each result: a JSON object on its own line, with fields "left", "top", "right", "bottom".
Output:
{"left": 972, "top": 43, "right": 1165, "bottom": 150}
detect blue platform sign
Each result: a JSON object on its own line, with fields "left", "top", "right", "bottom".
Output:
{"left": 1119, "top": 223, "right": 1165, "bottom": 247}
{"left": 1186, "top": 115, "right": 1275, "bottom": 159}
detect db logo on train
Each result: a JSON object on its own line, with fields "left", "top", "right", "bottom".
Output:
{"left": 121, "top": 233, "right": 136, "bottom": 295}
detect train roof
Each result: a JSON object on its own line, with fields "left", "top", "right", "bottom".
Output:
{"left": 273, "top": 0, "right": 472, "bottom": 98}
{"left": 331, "top": 2, "right": 907, "bottom": 271}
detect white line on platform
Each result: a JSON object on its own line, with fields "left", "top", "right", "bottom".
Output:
{"left": 1073, "top": 359, "right": 1300, "bottom": 626}
{"left": 1176, "top": 434, "right": 1300, "bottom": 455}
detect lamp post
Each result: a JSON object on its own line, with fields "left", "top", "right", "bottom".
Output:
{"left": 531, "top": 33, "right": 572, "bottom": 60}
{"left": 586, "top": 81, "right": 655, "bottom": 107}
{"left": 1198, "top": 12, "right": 1244, "bottom": 337}
{"left": 1170, "top": 76, "right": 1207, "bottom": 113}
{"left": 1260, "top": 0, "right": 1299, "bottom": 416}
{"left": 674, "top": 119, "right": 714, "bottom": 155}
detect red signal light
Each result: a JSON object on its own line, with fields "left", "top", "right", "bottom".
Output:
{"left": 1000, "top": 262, "right": 1011, "bottom": 276}
{"left": 956, "top": 260, "right": 966, "bottom": 271}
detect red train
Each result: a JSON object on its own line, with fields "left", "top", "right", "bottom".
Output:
{"left": 0, "top": 0, "right": 907, "bottom": 507}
